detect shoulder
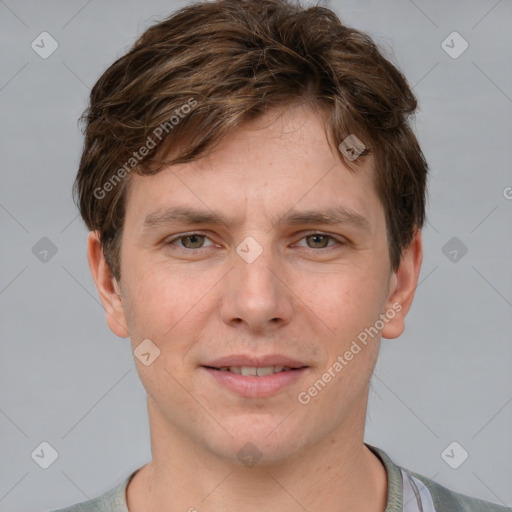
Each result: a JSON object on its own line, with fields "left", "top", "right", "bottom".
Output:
{"left": 366, "top": 443, "right": 510, "bottom": 512}
{"left": 49, "top": 486, "right": 120, "bottom": 512}
{"left": 407, "top": 469, "right": 511, "bottom": 512}
{"left": 48, "top": 470, "right": 136, "bottom": 512}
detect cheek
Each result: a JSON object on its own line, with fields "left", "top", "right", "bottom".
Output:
{"left": 122, "top": 258, "right": 222, "bottom": 342}
{"left": 296, "top": 263, "right": 387, "bottom": 342}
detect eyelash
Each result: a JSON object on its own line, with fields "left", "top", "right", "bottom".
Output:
{"left": 166, "top": 231, "right": 345, "bottom": 252}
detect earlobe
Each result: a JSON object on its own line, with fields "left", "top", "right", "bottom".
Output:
{"left": 87, "top": 231, "right": 130, "bottom": 338}
{"left": 381, "top": 229, "right": 423, "bottom": 340}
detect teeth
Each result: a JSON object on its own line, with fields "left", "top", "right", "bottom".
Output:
{"left": 256, "top": 367, "right": 274, "bottom": 376}
{"left": 216, "top": 365, "right": 293, "bottom": 376}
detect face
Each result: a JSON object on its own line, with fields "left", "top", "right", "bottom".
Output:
{"left": 90, "top": 103, "right": 421, "bottom": 466}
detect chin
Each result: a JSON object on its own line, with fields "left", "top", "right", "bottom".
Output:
{"left": 204, "top": 416, "right": 310, "bottom": 468}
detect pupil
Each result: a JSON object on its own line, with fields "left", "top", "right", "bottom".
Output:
{"left": 185, "top": 235, "right": 203, "bottom": 248}
{"left": 309, "top": 235, "right": 327, "bottom": 248}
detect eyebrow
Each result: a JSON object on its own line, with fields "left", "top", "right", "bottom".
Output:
{"left": 142, "top": 205, "right": 371, "bottom": 232}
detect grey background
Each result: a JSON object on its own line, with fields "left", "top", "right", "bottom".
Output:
{"left": 0, "top": 0, "right": 511, "bottom": 510}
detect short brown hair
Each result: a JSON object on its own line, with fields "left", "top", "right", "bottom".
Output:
{"left": 74, "top": 0, "right": 429, "bottom": 281}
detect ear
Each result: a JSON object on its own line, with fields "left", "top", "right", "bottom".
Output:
{"left": 87, "top": 231, "right": 129, "bottom": 338}
{"left": 381, "top": 229, "right": 423, "bottom": 340}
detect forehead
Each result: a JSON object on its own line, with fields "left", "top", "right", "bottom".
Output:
{"left": 124, "top": 104, "right": 382, "bottom": 232}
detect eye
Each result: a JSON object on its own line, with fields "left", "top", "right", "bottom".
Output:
{"left": 295, "top": 233, "right": 342, "bottom": 249}
{"left": 165, "top": 232, "right": 344, "bottom": 252}
{"left": 167, "top": 232, "right": 215, "bottom": 250}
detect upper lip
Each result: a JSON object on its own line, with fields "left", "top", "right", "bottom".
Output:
{"left": 202, "top": 355, "right": 308, "bottom": 369}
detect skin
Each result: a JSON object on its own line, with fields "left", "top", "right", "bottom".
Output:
{"left": 88, "top": 103, "right": 422, "bottom": 511}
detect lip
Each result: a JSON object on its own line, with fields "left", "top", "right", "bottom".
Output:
{"left": 200, "top": 354, "right": 309, "bottom": 398}
{"left": 203, "top": 354, "right": 307, "bottom": 369}
{"left": 202, "top": 366, "right": 309, "bottom": 398}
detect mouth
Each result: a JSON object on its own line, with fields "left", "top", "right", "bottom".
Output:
{"left": 204, "top": 365, "right": 305, "bottom": 376}
{"left": 201, "top": 356, "right": 309, "bottom": 397}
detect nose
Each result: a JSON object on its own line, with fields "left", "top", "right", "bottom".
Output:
{"left": 219, "top": 242, "right": 293, "bottom": 332}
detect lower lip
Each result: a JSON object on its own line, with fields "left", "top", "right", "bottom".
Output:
{"left": 201, "top": 367, "right": 308, "bottom": 398}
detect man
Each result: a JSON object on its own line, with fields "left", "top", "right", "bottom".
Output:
{"left": 53, "top": 0, "right": 510, "bottom": 510}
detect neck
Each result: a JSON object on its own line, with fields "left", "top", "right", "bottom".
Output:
{"left": 127, "top": 399, "right": 388, "bottom": 512}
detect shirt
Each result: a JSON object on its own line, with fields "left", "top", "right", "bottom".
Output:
{"left": 50, "top": 443, "right": 511, "bottom": 511}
